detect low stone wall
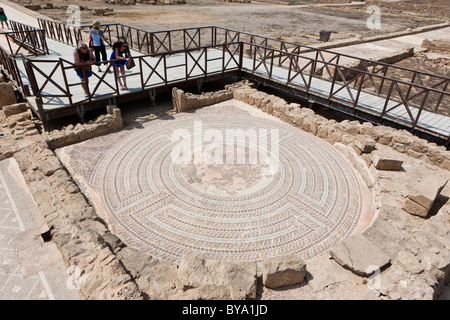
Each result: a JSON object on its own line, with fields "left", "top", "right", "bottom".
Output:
{"left": 1, "top": 78, "right": 449, "bottom": 300}
{"left": 42, "top": 105, "right": 123, "bottom": 150}
{"left": 172, "top": 87, "right": 233, "bottom": 113}
{"left": 225, "top": 81, "right": 450, "bottom": 171}
{"left": 226, "top": 80, "right": 450, "bottom": 299}
{"left": 0, "top": 96, "right": 140, "bottom": 299}
{"left": 424, "top": 39, "right": 450, "bottom": 53}
{"left": 106, "top": 0, "right": 187, "bottom": 4}
{"left": 0, "top": 83, "right": 18, "bottom": 108}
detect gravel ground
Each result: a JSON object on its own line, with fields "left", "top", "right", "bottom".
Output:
{"left": 32, "top": 0, "right": 446, "bottom": 45}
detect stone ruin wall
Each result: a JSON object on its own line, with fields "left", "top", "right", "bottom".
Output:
{"left": 0, "top": 76, "right": 449, "bottom": 299}
{"left": 222, "top": 81, "right": 450, "bottom": 172}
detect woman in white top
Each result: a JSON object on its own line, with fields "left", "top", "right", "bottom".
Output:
{"left": 89, "top": 21, "right": 107, "bottom": 72}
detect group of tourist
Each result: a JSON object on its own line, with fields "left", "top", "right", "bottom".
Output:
{"left": 74, "top": 21, "right": 134, "bottom": 98}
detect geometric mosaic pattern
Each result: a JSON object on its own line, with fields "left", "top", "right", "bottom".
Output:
{"left": 60, "top": 103, "right": 365, "bottom": 262}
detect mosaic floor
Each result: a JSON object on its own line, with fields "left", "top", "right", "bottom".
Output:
{"left": 57, "top": 100, "right": 371, "bottom": 262}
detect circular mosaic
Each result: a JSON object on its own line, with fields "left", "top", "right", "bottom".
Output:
{"left": 84, "top": 104, "right": 365, "bottom": 262}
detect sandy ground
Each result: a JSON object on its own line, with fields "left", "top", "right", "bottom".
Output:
{"left": 16, "top": 0, "right": 448, "bottom": 45}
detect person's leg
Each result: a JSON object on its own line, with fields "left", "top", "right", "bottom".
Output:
{"left": 101, "top": 45, "right": 107, "bottom": 63}
{"left": 81, "top": 78, "right": 89, "bottom": 98}
{"left": 120, "top": 65, "right": 127, "bottom": 90}
{"left": 114, "top": 66, "right": 123, "bottom": 90}
{"left": 94, "top": 47, "right": 102, "bottom": 72}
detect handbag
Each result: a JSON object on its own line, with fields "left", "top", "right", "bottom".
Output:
{"left": 126, "top": 58, "right": 135, "bottom": 70}
{"left": 88, "top": 34, "right": 94, "bottom": 49}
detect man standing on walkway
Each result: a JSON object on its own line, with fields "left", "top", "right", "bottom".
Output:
{"left": 73, "top": 41, "right": 95, "bottom": 99}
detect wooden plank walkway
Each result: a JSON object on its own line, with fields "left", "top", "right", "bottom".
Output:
{"left": 7, "top": 35, "right": 450, "bottom": 141}
{"left": 17, "top": 42, "right": 198, "bottom": 107}
{"left": 241, "top": 58, "right": 450, "bottom": 139}
{"left": 17, "top": 40, "right": 239, "bottom": 112}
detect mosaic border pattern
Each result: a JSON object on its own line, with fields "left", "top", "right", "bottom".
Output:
{"left": 63, "top": 104, "right": 364, "bottom": 261}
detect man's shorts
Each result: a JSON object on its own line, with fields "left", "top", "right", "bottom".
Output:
{"left": 76, "top": 71, "right": 93, "bottom": 79}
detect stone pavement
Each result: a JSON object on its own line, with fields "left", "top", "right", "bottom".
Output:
{"left": 333, "top": 26, "right": 450, "bottom": 60}
{"left": 302, "top": 26, "right": 450, "bottom": 65}
{"left": 0, "top": 157, "right": 80, "bottom": 300}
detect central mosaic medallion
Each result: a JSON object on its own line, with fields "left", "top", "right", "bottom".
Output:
{"left": 58, "top": 101, "right": 368, "bottom": 262}
{"left": 180, "top": 162, "right": 275, "bottom": 197}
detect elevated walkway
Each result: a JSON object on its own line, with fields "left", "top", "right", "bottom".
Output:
{"left": 0, "top": 18, "right": 449, "bottom": 145}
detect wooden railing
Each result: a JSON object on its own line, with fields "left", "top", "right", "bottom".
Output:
{"left": 78, "top": 23, "right": 216, "bottom": 55}
{"left": 22, "top": 41, "right": 241, "bottom": 109}
{"left": 0, "top": 45, "right": 26, "bottom": 95}
{"left": 37, "top": 19, "right": 83, "bottom": 47}
{"left": 13, "top": 20, "right": 450, "bottom": 142}
{"left": 35, "top": 17, "right": 450, "bottom": 101}
{"left": 240, "top": 41, "right": 450, "bottom": 138}
{"left": 0, "top": 20, "right": 48, "bottom": 56}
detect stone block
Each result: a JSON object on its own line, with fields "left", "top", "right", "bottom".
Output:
{"left": 262, "top": 254, "right": 306, "bottom": 289}
{"left": 403, "top": 175, "right": 448, "bottom": 218}
{"left": 428, "top": 39, "right": 450, "bottom": 53}
{"left": 354, "top": 134, "right": 376, "bottom": 153}
{"left": 329, "top": 234, "right": 391, "bottom": 277}
{"left": 24, "top": 4, "right": 42, "bottom": 11}
{"left": 410, "top": 139, "right": 429, "bottom": 154}
{"left": 362, "top": 216, "right": 409, "bottom": 260}
{"left": 2, "top": 103, "right": 28, "bottom": 118}
{"left": 0, "top": 84, "right": 17, "bottom": 108}
{"left": 372, "top": 154, "right": 403, "bottom": 171}
{"left": 341, "top": 120, "right": 361, "bottom": 136}
{"left": 177, "top": 255, "right": 257, "bottom": 300}
{"left": 37, "top": 156, "right": 63, "bottom": 176}
{"left": 392, "top": 131, "right": 413, "bottom": 146}
{"left": 396, "top": 250, "right": 424, "bottom": 274}
{"left": 360, "top": 122, "right": 379, "bottom": 140}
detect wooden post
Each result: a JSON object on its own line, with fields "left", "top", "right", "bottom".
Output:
{"left": 197, "top": 79, "right": 203, "bottom": 94}
{"left": 150, "top": 89, "right": 156, "bottom": 107}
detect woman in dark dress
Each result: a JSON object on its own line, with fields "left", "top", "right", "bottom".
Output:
{"left": 110, "top": 41, "right": 130, "bottom": 91}
{"left": 0, "top": 7, "right": 9, "bottom": 29}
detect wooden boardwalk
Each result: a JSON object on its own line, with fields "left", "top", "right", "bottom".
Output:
{"left": 241, "top": 60, "right": 450, "bottom": 138}
{"left": 1, "top": 21, "right": 449, "bottom": 143}
{"left": 21, "top": 41, "right": 234, "bottom": 110}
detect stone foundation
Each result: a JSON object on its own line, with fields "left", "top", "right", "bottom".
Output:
{"left": 0, "top": 79, "right": 449, "bottom": 300}
{"left": 226, "top": 80, "right": 450, "bottom": 299}
{"left": 171, "top": 87, "right": 233, "bottom": 113}
{"left": 423, "top": 39, "right": 450, "bottom": 53}
{"left": 0, "top": 83, "right": 18, "bottom": 108}
{"left": 42, "top": 105, "right": 123, "bottom": 150}
{"left": 225, "top": 80, "right": 450, "bottom": 172}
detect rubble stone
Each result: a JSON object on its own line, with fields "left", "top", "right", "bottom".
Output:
{"left": 262, "top": 254, "right": 306, "bottom": 289}
{"left": 329, "top": 234, "right": 391, "bottom": 277}
{"left": 403, "top": 175, "right": 448, "bottom": 218}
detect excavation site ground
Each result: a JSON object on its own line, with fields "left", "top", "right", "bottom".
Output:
{"left": 0, "top": 0, "right": 449, "bottom": 302}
